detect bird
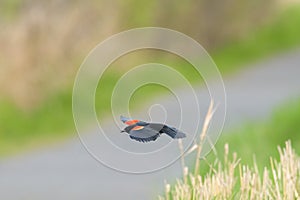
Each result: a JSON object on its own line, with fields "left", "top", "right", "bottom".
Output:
{"left": 120, "top": 116, "right": 186, "bottom": 142}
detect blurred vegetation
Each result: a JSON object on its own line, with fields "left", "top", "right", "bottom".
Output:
{"left": 0, "top": 0, "right": 278, "bottom": 109}
{"left": 214, "top": 5, "right": 300, "bottom": 73}
{"left": 161, "top": 99, "right": 300, "bottom": 199}
{"left": 1, "top": 0, "right": 300, "bottom": 156}
{"left": 161, "top": 142, "right": 299, "bottom": 199}
{"left": 200, "top": 99, "right": 300, "bottom": 174}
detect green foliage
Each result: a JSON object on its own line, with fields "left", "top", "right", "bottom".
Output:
{"left": 161, "top": 141, "right": 300, "bottom": 200}
{"left": 0, "top": 91, "right": 74, "bottom": 156}
{"left": 213, "top": 5, "right": 300, "bottom": 73}
{"left": 214, "top": 99, "right": 300, "bottom": 170}
{"left": 0, "top": 0, "right": 22, "bottom": 20}
{"left": 1, "top": 5, "right": 300, "bottom": 156}
{"left": 162, "top": 100, "right": 300, "bottom": 199}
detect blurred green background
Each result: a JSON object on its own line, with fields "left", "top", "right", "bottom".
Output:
{"left": 1, "top": 0, "right": 300, "bottom": 156}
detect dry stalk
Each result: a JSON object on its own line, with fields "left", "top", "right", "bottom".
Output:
{"left": 194, "top": 100, "right": 215, "bottom": 176}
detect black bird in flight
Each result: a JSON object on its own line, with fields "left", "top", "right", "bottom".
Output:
{"left": 120, "top": 116, "right": 186, "bottom": 142}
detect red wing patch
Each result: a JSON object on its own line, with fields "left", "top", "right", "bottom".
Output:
{"left": 125, "top": 120, "right": 139, "bottom": 125}
{"left": 132, "top": 126, "right": 144, "bottom": 131}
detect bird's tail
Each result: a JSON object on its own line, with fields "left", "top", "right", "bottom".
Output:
{"left": 173, "top": 130, "right": 186, "bottom": 139}
{"left": 163, "top": 126, "right": 186, "bottom": 139}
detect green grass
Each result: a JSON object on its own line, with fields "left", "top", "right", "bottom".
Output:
{"left": 218, "top": 99, "right": 300, "bottom": 166}
{"left": 213, "top": 5, "right": 300, "bottom": 74}
{"left": 0, "top": 0, "right": 22, "bottom": 20}
{"left": 1, "top": 5, "right": 300, "bottom": 156}
{"left": 0, "top": 91, "right": 74, "bottom": 156}
{"left": 161, "top": 141, "right": 300, "bottom": 199}
{"left": 197, "top": 99, "right": 300, "bottom": 175}
{"left": 161, "top": 99, "right": 300, "bottom": 199}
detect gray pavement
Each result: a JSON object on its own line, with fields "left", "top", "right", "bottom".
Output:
{"left": 0, "top": 49, "right": 300, "bottom": 199}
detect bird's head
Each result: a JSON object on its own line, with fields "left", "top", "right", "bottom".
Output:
{"left": 120, "top": 126, "right": 134, "bottom": 133}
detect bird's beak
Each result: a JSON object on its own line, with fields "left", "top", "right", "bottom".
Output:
{"left": 120, "top": 130, "right": 125, "bottom": 133}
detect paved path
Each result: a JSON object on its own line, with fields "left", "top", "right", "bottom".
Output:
{"left": 1, "top": 49, "right": 300, "bottom": 199}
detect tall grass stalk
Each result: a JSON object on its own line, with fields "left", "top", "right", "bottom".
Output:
{"left": 194, "top": 100, "right": 215, "bottom": 176}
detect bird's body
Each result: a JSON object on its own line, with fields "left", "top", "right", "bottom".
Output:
{"left": 120, "top": 116, "right": 186, "bottom": 142}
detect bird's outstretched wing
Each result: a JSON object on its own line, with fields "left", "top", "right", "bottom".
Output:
{"left": 129, "top": 126, "right": 160, "bottom": 143}
{"left": 148, "top": 123, "right": 186, "bottom": 139}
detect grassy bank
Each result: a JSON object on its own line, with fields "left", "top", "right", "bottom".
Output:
{"left": 213, "top": 5, "right": 300, "bottom": 73}
{"left": 216, "top": 101, "right": 300, "bottom": 169}
{"left": 161, "top": 141, "right": 300, "bottom": 199}
{"left": 1, "top": 5, "right": 300, "bottom": 156}
{"left": 160, "top": 99, "right": 300, "bottom": 199}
